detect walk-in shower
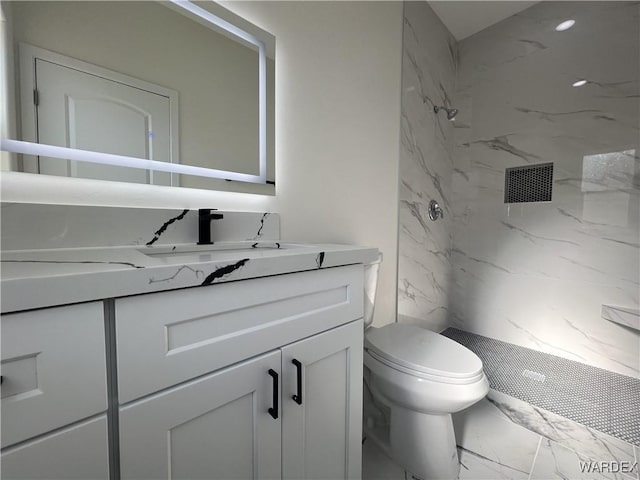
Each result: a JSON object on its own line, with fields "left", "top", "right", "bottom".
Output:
{"left": 393, "top": 1, "right": 639, "bottom": 476}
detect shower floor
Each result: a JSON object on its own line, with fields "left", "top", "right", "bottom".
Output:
{"left": 441, "top": 327, "right": 640, "bottom": 447}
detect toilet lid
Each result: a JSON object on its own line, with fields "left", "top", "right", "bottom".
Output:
{"left": 365, "top": 324, "right": 483, "bottom": 379}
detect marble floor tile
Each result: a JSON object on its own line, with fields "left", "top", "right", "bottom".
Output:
{"left": 530, "top": 438, "right": 639, "bottom": 480}
{"left": 361, "top": 391, "right": 638, "bottom": 480}
{"left": 457, "top": 446, "right": 532, "bottom": 480}
{"left": 362, "top": 438, "right": 406, "bottom": 480}
{"left": 453, "top": 398, "right": 541, "bottom": 476}
{"left": 362, "top": 435, "right": 533, "bottom": 480}
{"left": 486, "top": 390, "right": 637, "bottom": 466}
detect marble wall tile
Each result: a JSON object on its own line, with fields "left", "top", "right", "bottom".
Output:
{"left": 450, "top": 265, "right": 640, "bottom": 376}
{"left": 451, "top": 1, "right": 640, "bottom": 377}
{"left": 0, "top": 203, "right": 280, "bottom": 250}
{"left": 602, "top": 305, "right": 640, "bottom": 332}
{"left": 397, "top": 1, "right": 457, "bottom": 332}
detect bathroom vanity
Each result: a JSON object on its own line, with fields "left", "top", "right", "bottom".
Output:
{"left": 0, "top": 204, "right": 377, "bottom": 480}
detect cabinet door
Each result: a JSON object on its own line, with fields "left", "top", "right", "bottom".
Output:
{"left": 1, "top": 415, "right": 109, "bottom": 480}
{"left": 282, "top": 320, "right": 363, "bottom": 480}
{"left": 119, "top": 351, "right": 281, "bottom": 480}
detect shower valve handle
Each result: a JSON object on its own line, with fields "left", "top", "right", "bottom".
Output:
{"left": 428, "top": 200, "right": 444, "bottom": 221}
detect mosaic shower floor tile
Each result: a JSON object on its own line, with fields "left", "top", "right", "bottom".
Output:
{"left": 442, "top": 328, "right": 640, "bottom": 446}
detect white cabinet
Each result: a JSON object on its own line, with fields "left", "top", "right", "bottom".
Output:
{"left": 1, "top": 302, "right": 109, "bottom": 480}
{"left": 282, "top": 321, "right": 363, "bottom": 480}
{"left": 119, "top": 351, "right": 282, "bottom": 480}
{"left": 115, "top": 265, "right": 363, "bottom": 403}
{"left": 119, "top": 321, "right": 363, "bottom": 480}
{"left": 1, "top": 302, "right": 107, "bottom": 447}
{"left": 117, "top": 266, "right": 364, "bottom": 480}
{"left": 1, "top": 415, "right": 110, "bottom": 480}
{"left": 2, "top": 264, "right": 365, "bottom": 480}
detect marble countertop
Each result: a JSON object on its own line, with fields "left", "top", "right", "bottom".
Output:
{"left": 1, "top": 242, "right": 379, "bottom": 313}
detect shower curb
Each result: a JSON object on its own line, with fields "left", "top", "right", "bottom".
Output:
{"left": 442, "top": 327, "right": 640, "bottom": 446}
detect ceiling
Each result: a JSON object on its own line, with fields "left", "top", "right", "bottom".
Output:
{"left": 429, "top": 1, "right": 539, "bottom": 41}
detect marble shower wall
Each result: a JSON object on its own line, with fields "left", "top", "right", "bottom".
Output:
{"left": 397, "top": 1, "right": 457, "bottom": 331}
{"left": 451, "top": 2, "right": 640, "bottom": 378}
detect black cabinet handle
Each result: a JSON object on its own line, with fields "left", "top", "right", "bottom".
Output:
{"left": 292, "top": 359, "right": 302, "bottom": 405}
{"left": 0, "top": 376, "right": 3, "bottom": 385}
{"left": 268, "top": 369, "right": 279, "bottom": 419}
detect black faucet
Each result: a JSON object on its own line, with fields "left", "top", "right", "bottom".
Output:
{"left": 198, "top": 209, "right": 224, "bottom": 245}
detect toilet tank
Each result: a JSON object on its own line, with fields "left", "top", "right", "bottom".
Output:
{"left": 363, "top": 253, "right": 383, "bottom": 328}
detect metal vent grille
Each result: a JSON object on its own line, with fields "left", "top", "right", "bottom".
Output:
{"left": 504, "top": 162, "right": 553, "bottom": 203}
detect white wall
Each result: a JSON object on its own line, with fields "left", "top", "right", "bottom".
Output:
{"left": 0, "top": 2, "right": 17, "bottom": 170}
{"left": 0, "top": 1, "right": 403, "bottom": 327}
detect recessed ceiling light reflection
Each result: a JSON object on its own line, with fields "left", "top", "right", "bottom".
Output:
{"left": 555, "top": 20, "right": 576, "bottom": 31}
{"left": 572, "top": 79, "right": 588, "bottom": 87}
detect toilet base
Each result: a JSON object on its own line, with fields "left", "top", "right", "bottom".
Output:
{"left": 363, "top": 370, "right": 462, "bottom": 480}
{"left": 390, "top": 406, "right": 460, "bottom": 480}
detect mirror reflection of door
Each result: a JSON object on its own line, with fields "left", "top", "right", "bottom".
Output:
{"left": 23, "top": 46, "right": 177, "bottom": 186}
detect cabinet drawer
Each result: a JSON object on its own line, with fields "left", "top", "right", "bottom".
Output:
{"left": 1, "top": 302, "right": 107, "bottom": 447}
{"left": 116, "top": 264, "right": 363, "bottom": 403}
{"left": 1, "top": 414, "right": 109, "bottom": 480}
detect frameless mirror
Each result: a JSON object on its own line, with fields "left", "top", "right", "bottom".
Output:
{"left": 0, "top": 1, "right": 275, "bottom": 194}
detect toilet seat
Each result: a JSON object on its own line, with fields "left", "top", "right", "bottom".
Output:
{"left": 365, "top": 323, "right": 483, "bottom": 382}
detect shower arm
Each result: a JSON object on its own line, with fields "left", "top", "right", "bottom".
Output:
{"left": 433, "top": 105, "right": 458, "bottom": 121}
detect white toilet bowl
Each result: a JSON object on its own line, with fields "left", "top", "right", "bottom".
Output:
{"left": 362, "top": 255, "right": 488, "bottom": 480}
{"left": 363, "top": 323, "right": 489, "bottom": 480}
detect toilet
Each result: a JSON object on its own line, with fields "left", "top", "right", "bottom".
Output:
{"left": 363, "top": 256, "right": 489, "bottom": 480}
